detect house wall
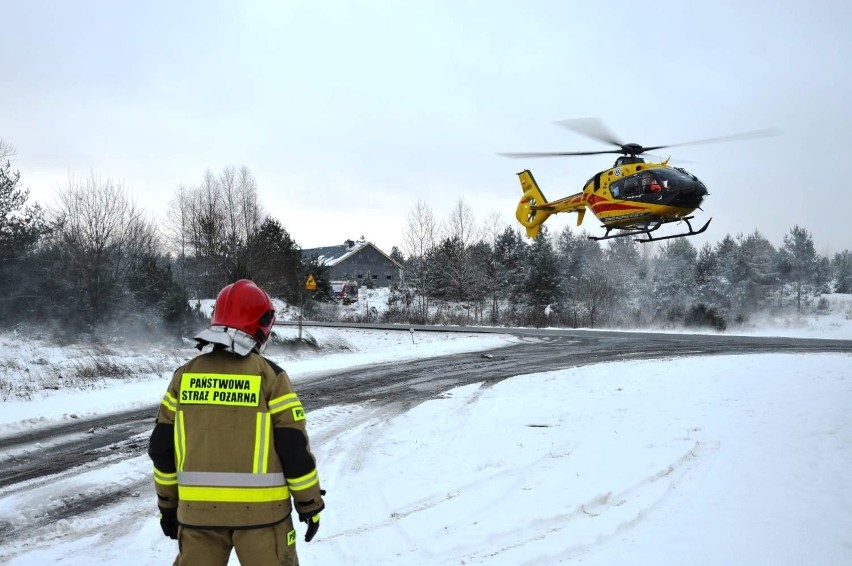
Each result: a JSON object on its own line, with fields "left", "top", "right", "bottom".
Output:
{"left": 329, "top": 246, "right": 402, "bottom": 288}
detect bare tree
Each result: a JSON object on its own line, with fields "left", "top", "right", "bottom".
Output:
{"left": 238, "top": 166, "right": 263, "bottom": 238}
{"left": 480, "top": 210, "right": 505, "bottom": 248}
{"left": 234, "top": 166, "right": 264, "bottom": 278}
{"left": 403, "top": 200, "right": 438, "bottom": 322}
{"left": 403, "top": 199, "right": 438, "bottom": 259}
{"left": 194, "top": 169, "right": 225, "bottom": 259}
{"left": 162, "top": 166, "right": 267, "bottom": 296}
{"left": 51, "top": 173, "right": 157, "bottom": 323}
{"left": 162, "top": 185, "right": 192, "bottom": 258}
{"left": 0, "top": 139, "right": 16, "bottom": 160}
{"left": 443, "top": 197, "right": 479, "bottom": 249}
{"left": 434, "top": 198, "right": 483, "bottom": 310}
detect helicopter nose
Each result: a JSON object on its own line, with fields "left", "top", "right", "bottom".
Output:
{"left": 688, "top": 180, "right": 708, "bottom": 205}
{"left": 672, "top": 180, "right": 707, "bottom": 208}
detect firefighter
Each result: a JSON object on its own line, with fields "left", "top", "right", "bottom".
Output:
{"left": 148, "top": 279, "right": 325, "bottom": 565}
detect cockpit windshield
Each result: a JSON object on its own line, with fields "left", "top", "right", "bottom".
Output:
{"left": 653, "top": 167, "right": 696, "bottom": 189}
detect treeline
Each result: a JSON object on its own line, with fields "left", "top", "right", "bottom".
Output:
{"left": 393, "top": 200, "right": 852, "bottom": 329}
{"left": 0, "top": 141, "right": 330, "bottom": 341}
{"left": 3, "top": 137, "right": 851, "bottom": 340}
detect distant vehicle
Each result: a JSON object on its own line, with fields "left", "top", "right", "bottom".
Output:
{"left": 330, "top": 280, "right": 359, "bottom": 304}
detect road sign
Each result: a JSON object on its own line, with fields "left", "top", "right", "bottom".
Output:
{"left": 305, "top": 274, "right": 317, "bottom": 291}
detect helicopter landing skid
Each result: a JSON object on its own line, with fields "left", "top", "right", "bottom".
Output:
{"left": 589, "top": 217, "right": 712, "bottom": 244}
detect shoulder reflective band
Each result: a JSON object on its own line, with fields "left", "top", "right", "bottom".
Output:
{"left": 161, "top": 391, "right": 177, "bottom": 413}
{"left": 268, "top": 392, "right": 302, "bottom": 416}
{"left": 179, "top": 373, "right": 262, "bottom": 407}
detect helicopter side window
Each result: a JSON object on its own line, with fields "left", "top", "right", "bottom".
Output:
{"left": 610, "top": 181, "right": 621, "bottom": 198}
{"left": 623, "top": 177, "right": 640, "bottom": 197}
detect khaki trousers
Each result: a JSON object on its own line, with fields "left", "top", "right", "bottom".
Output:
{"left": 174, "top": 518, "right": 298, "bottom": 566}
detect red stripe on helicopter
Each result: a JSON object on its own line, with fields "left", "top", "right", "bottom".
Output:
{"left": 591, "top": 202, "right": 645, "bottom": 214}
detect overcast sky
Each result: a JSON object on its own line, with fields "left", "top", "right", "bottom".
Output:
{"left": 3, "top": 0, "right": 851, "bottom": 256}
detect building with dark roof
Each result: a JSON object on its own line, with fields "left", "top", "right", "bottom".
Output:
{"left": 302, "top": 238, "right": 403, "bottom": 288}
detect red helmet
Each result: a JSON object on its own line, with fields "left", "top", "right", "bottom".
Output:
{"left": 211, "top": 279, "right": 276, "bottom": 344}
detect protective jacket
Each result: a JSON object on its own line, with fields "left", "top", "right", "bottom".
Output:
{"left": 148, "top": 348, "right": 325, "bottom": 529}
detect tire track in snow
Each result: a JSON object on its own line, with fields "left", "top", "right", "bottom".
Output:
{"left": 456, "top": 440, "right": 720, "bottom": 565}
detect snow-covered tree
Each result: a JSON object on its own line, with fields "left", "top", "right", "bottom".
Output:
{"left": 733, "top": 231, "right": 778, "bottom": 313}
{"left": 523, "top": 227, "right": 561, "bottom": 326}
{"left": 832, "top": 250, "right": 852, "bottom": 294}
{"left": 555, "top": 227, "right": 604, "bottom": 327}
{"left": 492, "top": 226, "right": 528, "bottom": 323}
{"left": 0, "top": 155, "right": 47, "bottom": 322}
{"left": 652, "top": 239, "right": 698, "bottom": 324}
{"left": 603, "top": 236, "right": 642, "bottom": 325}
{"left": 779, "top": 225, "right": 819, "bottom": 313}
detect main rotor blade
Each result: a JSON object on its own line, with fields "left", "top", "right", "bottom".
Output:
{"left": 642, "top": 128, "right": 781, "bottom": 153}
{"left": 498, "top": 150, "right": 624, "bottom": 158}
{"left": 553, "top": 118, "right": 624, "bottom": 148}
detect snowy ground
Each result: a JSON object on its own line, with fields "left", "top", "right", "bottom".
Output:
{"left": 308, "top": 354, "right": 852, "bottom": 566}
{"left": 0, "top": 300, "right": 851, "bottom": 565}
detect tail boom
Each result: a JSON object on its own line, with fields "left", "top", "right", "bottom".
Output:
{"left": 515, "top": 170, "right": 586, "bottom": 238}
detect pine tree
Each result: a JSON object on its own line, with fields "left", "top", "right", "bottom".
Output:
{"left": 779, "top": 225, "right": 820, "bottom": 313}
{"left": 712, "top": 234, "right": 740, "bottom": 316}
{"left": 0, "top": 159, "right": 47, "bottom": 322}
{"left": 652, "top": 238, "right": 698, "bottom": 324}
{"left": 492, "top": 226, "right": 528, "bottom": 324}
{"left": 604, "top": 237, "right": 642, "bottom": 325}
{"left": 248, "top": 217, "right": 303, "bottom": 304}
{"left": 555, "top": 227, "right": 603, "bottom": 327}
{"left": 523, "top": 227, "right": 561, "bottom": 327}
{"left": 832, "top": 250, "right": 852, "bottom": 294}
{"left": 734, "top": 231, "right": 778, "bottom": 313}
{"left": 389, "top": 246, "right": 404, "bottom": 265}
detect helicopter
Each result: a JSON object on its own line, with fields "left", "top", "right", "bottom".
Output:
{"left": 501, "top": 118, "right": 777, "bottom": 243}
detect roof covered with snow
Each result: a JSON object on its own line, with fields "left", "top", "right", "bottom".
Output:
{"left": 302, "top": 240, "right": 368, "bottom": 266}
{"left": 302, "top": 239, "right": 402, "bottom": 269}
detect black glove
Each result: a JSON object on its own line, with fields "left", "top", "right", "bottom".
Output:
{"left": 298, "top": 489, "right": 325, "bottom": 543}
{"left": 301, "top": 512, "right": 320, "bottom": 542}
{"left": 159, "top": 506, "right": 178, "bottom": 539}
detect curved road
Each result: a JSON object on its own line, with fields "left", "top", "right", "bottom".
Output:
{"left": 0, "top": 326, "right": 849, "bottom": 548}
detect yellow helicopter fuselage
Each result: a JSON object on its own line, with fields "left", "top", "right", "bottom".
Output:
{"left": 516, "top": 158, "right": 709, "bottom": 239}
